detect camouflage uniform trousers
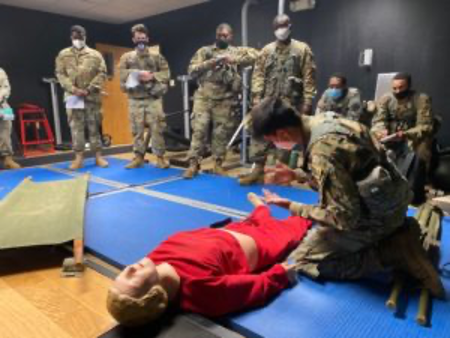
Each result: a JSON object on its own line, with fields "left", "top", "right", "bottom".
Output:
{"left": 187, "top": 96, "right": 239, "bottom": 161}
{"left": 0, "top": 119, "right": 13, "bottom": 156}
{"left": 128, "top": 98, "right": 166, "bottom": 156}
{"left": 67, "top": 101, "right": 103, "bottom": 153}
{"left": 289, "top": 215, "right": 406, "bottom": 280}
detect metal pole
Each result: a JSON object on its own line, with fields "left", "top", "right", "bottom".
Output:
{"left": 241, "top": 0, "right": 258, "bottom": 47}
{"left": 241, "top": 67, "right": 252, "bottom": 165}
{"left": 43, "top": 77, "right": 62, "bottom": 145}
{"left": 278, "top": 0, "right": 286, "bottom": 15}
{"left": 177, "top": 75, "right": 191, "bottom": 140}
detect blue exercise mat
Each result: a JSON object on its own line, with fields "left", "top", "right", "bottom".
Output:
{"left": 227, "top": 216, "right": 450, "bottom": 338}
{"left": 147, "top": 173, "right": 318, "bottom": 218}
{"left": 51, "top": 157, "right": 182, "bottom": 186}
{"left": 0, "top": 167, "right": 111, "bottom": 199}
{"left": 85, "top": 190, "right": 237, "bottom": 266}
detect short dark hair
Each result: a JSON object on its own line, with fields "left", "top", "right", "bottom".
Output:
{"left": 216, "top": 23, "right": 233, "bottom": 34}
{"left": 71, "top": 25, "right": 86, "bottom": 37}
{"left": 131, "top": 24, "right": 149, "bottom": 37}
{"left": 393, "top": 72, "right": 412, "bottom": 87}
{"left": 273, "top": 14, "right": 291, "bottom": 28}
{"left": 251, "top": 97, "right": 301, "bottom": 140}
{"left": 330, "top": 72, "right": 347, "bottom": 86}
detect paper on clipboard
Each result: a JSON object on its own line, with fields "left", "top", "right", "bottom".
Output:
{"left": 126, "top": 71, "right": 141, "bottom": 89}
{"left": 65, "top": 95, "right": 85, "bottom": 109}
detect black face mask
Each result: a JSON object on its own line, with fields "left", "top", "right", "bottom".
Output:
{"left": 394, "top": 90, "right": 410, "bottom": 100}
{"left": 216, "top": 39, "right": 229, "bottom": 49}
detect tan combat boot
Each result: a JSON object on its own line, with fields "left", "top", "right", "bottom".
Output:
{"left": 378, "top": 218, "right": 445, "bottom": 299}
{"left": 183, "top": 159, "right": 200, "bottom": 179}
{"left": 156, "top": 155, "right": 169, "bottom": 169}
{"left": 95, "top": 152, "right": 109, "bottom": 168}
{"left": 3, "top": 156, "right": 21, "bottom": 169}
{"left": 125, "top": 154, "right": 145, "bottom": 169}
{"left": 213, "top": 159, "right": 226, "bottom": 175}
{"left": 69, "top": 152, "right": 84, "bottom": 170}
{"left": 238, "top": 164, "right": 265, "bottom": 185}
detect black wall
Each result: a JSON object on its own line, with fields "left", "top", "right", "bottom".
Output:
{"left": 0, "top": 5, "right": 121, "bottom": 142}
{"left": 1, "top": 0, "right": 449, "bottom": 145}
{"left": 121, "top": 0, "right": 450, "bottom": 146}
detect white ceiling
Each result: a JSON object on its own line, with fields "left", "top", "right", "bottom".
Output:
{"left": 0, "top": 0, "right": 210, "bottom": 24}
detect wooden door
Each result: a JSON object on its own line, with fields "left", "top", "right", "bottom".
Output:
{"left": 96, "top": 43, "right": 132, "bottom": 145}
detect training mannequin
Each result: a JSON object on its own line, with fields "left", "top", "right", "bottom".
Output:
{"left": 107, "top": 193, "right": 312, "bottom": 326}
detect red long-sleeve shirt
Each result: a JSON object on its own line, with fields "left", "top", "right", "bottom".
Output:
{"left": 148, "top": 206, "right": 312, "bottom": 317}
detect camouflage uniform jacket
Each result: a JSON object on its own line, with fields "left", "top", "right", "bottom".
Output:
{"left": 315, "top": 87, "right": 363, "bottom": 121}
{"left": 55, "top": 46, "right": 107, "bottom": 103}
{"left": 0, "top": 68, "right": 11, "bottom": 109}
{"left": 119, "top": 48, "right": 170, "bottom": 99}
{"left": 252, "top": 39, "right": 316, "bottom": 108}
{"left": 188, "top": 45, "right": 258, "bottom": 100}
{"left": 371, "top": 91, "right": 434, "bottom": 149}
{"left": 290, "top": 113, "right": 409, "bottom": 232}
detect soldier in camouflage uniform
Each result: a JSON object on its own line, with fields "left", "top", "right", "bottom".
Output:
{"left": 183, "top": 23, "right": 258, "bottom": 179}
{"left": 0, "top": 67, "right": 20, "bottom": 170}
{"left": 371, "top": 73, "right": 435, "bottom": 204}
{"left": 250, "top": 97, "right": 444, "bottom": 298}
{"left": 55, "top": 25, "right": 108, "bottom": 170}
{"left": 239, "top": 14, "right": 316, "bottom": 185}
{"left": 315, "top": 73, "right": 363, "bottom": 122}
{"left": 119, "top": 24, "right": 171, "bottom": 169}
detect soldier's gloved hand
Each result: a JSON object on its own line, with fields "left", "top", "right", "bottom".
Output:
{"left": 264, "top": 162, "right": 296, "bottom": 185}
{"left": 301, "top": 103, "right": 312, "bottom": 115}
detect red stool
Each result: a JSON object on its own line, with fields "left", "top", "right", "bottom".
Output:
{"left": 17, "top": 104, "right": 55, "bottom": 157}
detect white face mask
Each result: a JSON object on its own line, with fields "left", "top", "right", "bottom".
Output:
{"left": 274, "top": 27, "right": 291, "bottom": 41}
{"left": 72, "top": 39, "right": 86, "bottom": 50}
{"left": 273, "top": 141, "right": 296, "bottom": 150}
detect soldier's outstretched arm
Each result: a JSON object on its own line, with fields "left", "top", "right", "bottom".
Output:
{"left": 289, "top": 154, "right": 361, "bottom": 230}
{"left": 0, "top": 68, "right": 11, "bottom": 103}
